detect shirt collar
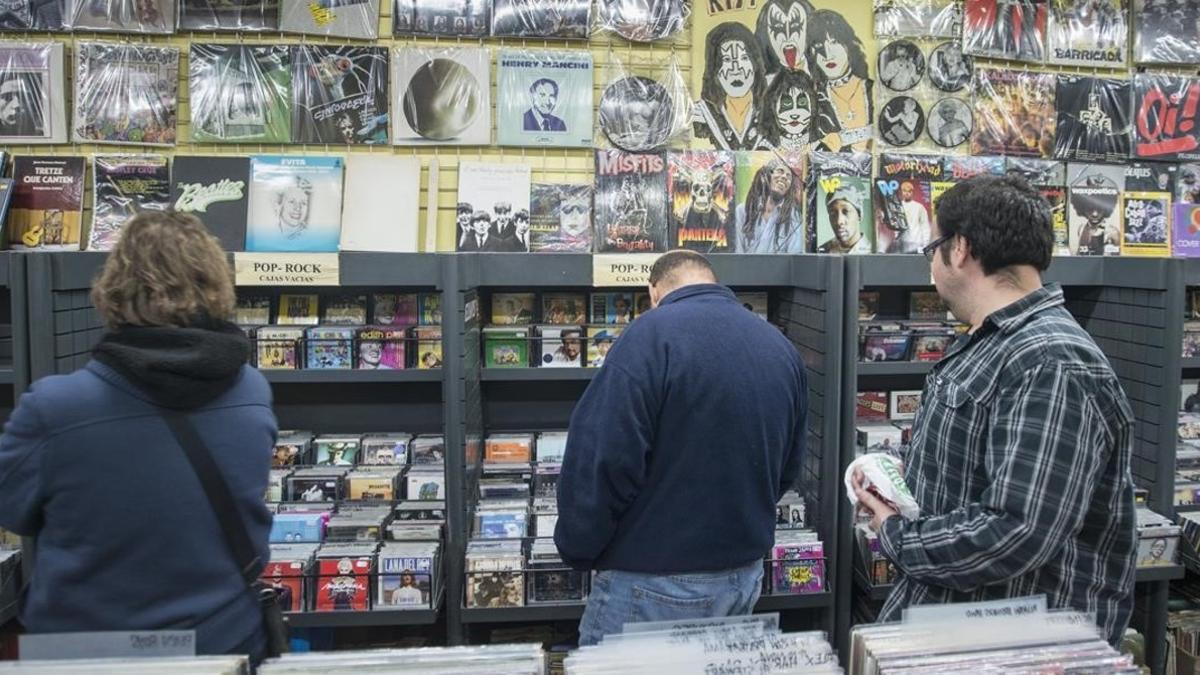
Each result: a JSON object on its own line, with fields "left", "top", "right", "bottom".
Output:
{"left": 983, "top": 283, "right": 1064, "bottom": 336}
{"left": 658, "top": 283, "right": 736, "bottom": 307}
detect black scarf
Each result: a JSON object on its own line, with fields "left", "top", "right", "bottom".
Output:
{"left": 92, "top": 319, "right": 250, "bottom": 410}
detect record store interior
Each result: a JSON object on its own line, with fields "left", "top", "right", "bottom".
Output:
{"left": 5, "top": 0, "right": 1200, "bottom": 673}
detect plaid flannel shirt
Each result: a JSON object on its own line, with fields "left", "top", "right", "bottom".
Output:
{"left": 878, "top": 284, "right": 1137, "bottom": 646}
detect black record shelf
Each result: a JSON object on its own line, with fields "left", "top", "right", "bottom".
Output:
{"left": 260, "top": 369, "right": 442, "bottom": 384}
{"left": 285, "top": 608, "right": 441, "bottom": 628}
{"left": 752, "top": 591, "right": 834, "bottom": 612}
{"left": 853, "top": 571, "right": 893, "bottom": 603}
{"left": 480, "top": 368, "right": 598, "bottom": 382}
{"left": 1135, "top": 565, "right": 1185, "bottom": 584}
{"left": 1183, "top": 358, "right": 1200, "bottom": 371}
{"left": 856, "top": 362, "right": 936, "bottom": 377}
{"left": 0, "top": 367, "right": 15, "bottom": 385}
{"left": 460, "top": 603, "right": 586, "bottom": 624}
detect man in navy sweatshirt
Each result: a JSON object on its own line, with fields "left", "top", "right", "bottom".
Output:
{"left": 555, "top": 250, "right": 808, "bottom": 645}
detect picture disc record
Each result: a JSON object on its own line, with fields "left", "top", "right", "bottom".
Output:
{"left": 598, "top": 0, "right": 684, "bottom": 42}
{"left": 877, "top": 40, "right": 925, "bottom": 93}
{"left": 599, "top": 75, "right": 674, "bottom": 152}
{"left": 878, "top": 96, "right": 925, "bottom": 148}
{"left": 927, "top": 97, "right": 972, "bottom": 148}
{"left": 928, "top": 41, "right": 972, "bottom": 93}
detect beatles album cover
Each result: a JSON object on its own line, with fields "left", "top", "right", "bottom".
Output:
{"left": 1121, "top": 191, "right": 1171, "bottom": 257}
{"left": 669, "top": 151, "right": 734, "bottom": 253}
{"left": 1134, "top": 0, "right": 1200, "bottom": 65}
{"left": 733, "top": 151, "right": 805, "bottom": 254}
{"left": 1067, "top": 162, "right": 1124, "bottom": 256}
{"left": 246, "top": 155, "right": 344, "bottom": 253}
{"left": 0, "top": 0, "right": 62, "bottom": 30}
{"left": 74, "top": 43, "right": 178, "bottom": 146}
{"left": 491, "top": 0, "right": 589, "bottom": 38}
{"left": 292, "top": 45, "right": 388, "bottom": 145}
{"left": 806, "top": 151, "right": 872, "bottom": 253}
{"left": 1125, "top": 162, "right": 1176, "bottom": 194}
{"left": 0, "top": 43, "right": 66, "bottom": 145}
{"left": 393, "top": 47, "right": 490, "bottom": 146}
{"left": 190, "top": 44, "right": 291, "bottom": 144}
{"left": 874, "top": 153, "right": 941, "bottom": 254}
{"left": 529, "top": 183, "right": 592, "bottom": 252}
{"left": 874, "top": 0, "right": 961, "bottom": 38}
{"left": 1175, "top": 203, "right": 1200, "bottom": 256}
{"left": 172, "top": 156, "right": 250, "bottom": 252}
{"left": 593, "top": 150, "right": 668, "bottom": 254}
{"left": 394, "top": 0, "right": 488, "bottom": 36}
{"left": 1132, "top": 74, "right": 1200, "bottom": 162}
{"left": 496, "top": 49, "right": 592, "bottom": 148}
{"left": 1053, "top": 75, "right": 1131, "bottom": 163}
{"left": 280, "top": 0, "right": 380, "bottom": 39}
{"left": 65, "top": 0, "right": 174, "bottom": 32}
{"left": 1047, "top": 0, "right": 1127, "bottom": 67}
{"left": 456, "top": 162, "right": 533, "bottom": 252}
{"left": 963, "top": 0, "right": 1047, "bottom": 62}
{"left": 9, "top": 156, "right": 84, "bottom": 251}
{"left": 87, "top": 154, "right": 170, "bottom": 252}
{"left": 179, "top": 0, "right": 278, "bottom": 30}
{"left": 971, "top": 67, "right": 1055, "bottom": 158}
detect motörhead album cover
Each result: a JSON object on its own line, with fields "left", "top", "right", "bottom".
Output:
{"left": 668, "top": 150, "right": 735, "bottom": 253}
{"left": 873, "top": 153, "right": 941, "bottom": 254}
{"left": 190, "top": 44, "right": 292, "bottom": 144}
{"left": 529, "top": 183, "right": 593, "bottom": 252}
{"left": 9, "top": 155, "right": 84, "bottom": 251}
{"left": 971, "top": 67, "right": 1055, "bottom": 158}
{"left": 292, "top": 45, "right": 388, "bottom": 145}
{"left": 1053, "top": 75, "right": 1131, "bottom": 163}
{"left": 1134, "top": 0, "right": 1200, "bottom": 65}
{"left": 65, "top": 0, "right": 175, "bottom": 32}
{"left": 394, "top": 0, "right": 489, "bottom": 36}
{"left": 1047, "top": 0, "right": 1127, "bottom": 67}
{"left": 491, "top": 0, "right": 590, "bottom": 38}
{"left": 88, "top": 154, "right": 170, "bottom": 252}
{"left": 593, "top": 149, "right": 668, "bottom": 253}
{"left": 280, "top": 0, "right": 380, "bottom": 39}
{"left": 74, "top": 42, "right": 178, "bottom": 146}
{"left": 393, "top": 47, "right": 490, "bottom": 146}
{"left": 179, "top": 0, "right": 279, "bottom": 30}
{"left": 497, "top": 49, "right": 593, "bottom": 148}
{"left": 0, "top": 43, "right": 68, "bottom": 145}
{"left": 0, "top": 0, "right": 62, "bottom": 30}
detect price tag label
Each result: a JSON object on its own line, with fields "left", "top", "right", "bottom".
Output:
{"left": 903, "top": 595, "right": 1046, "bottom": 624}
{"left": 592, "top": 253, "right": 661, "bottom": 287}
{"left": 20, "top": 631, "right": 196, "bottom": 661}
{"left": 234, "top": 252, "right": 339, "bottom": 286}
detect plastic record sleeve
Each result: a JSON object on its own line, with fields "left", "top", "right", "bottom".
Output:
{"left": 73, "top": 42, "right": 179, "bottom": 146}
{"left": 598, "top": 54, "right": 691, "bottom": 152}
{"left": 0, "top": 42, "right": 68, "bottom": 145}
{"left": 189, "top": 44, "right": 292, "bottom": 144}
{"left": 1133, "top": 0, "right": 1200, "bottom": 65}
{"left": 873, "top": 0, "right": 961, "bottom": 39}
{"left": 177, "top": 0, "right": 280, "bottom": 31}
{"left": 491, "top": 0, "right": 590, "bottom": 39}
{"left": 64, "top": 0, "right": 175, "bottom": 33}
{"left": 595, "top": 0, "right": 686, "bottom": 41}
{"left": 0, "top": 0, "right": 63, "bottom": 30}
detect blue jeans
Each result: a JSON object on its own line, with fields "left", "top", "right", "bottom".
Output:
{"left": 577, "top": 561, "right": 764, "bottom": 647}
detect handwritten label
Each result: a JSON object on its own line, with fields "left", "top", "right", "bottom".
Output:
{"left": 20, "top": 631, "right": 196, "bottom": 661}
{"left": 903, "top": 595, "right": 1047, "bottom": 624}
{"left": 234, "top": 252, "right": 339, "bottom": 286}
{"left": 592, "top": 253, "right": 662, "bottom": 287}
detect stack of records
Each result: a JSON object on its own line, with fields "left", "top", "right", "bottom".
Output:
{"left": 532, "top": 496, "right": 558, "bottom": 539}
{"left": 479, "top": 471, "right": 532, "bottom": 500}
{"left": 259, "top": 645, "right": 545, "bottom": 673}
{"left": 527, "top": 538, "right": 586, "bottom": 605}
{"left": 465, "top": 539, "right": 524, "bottom": 608}
{"left": 0, "top": 656, "right": 249, "bottom": 674}
{"left": 484, "top": 433, "right": 534, "bottom": 465}
{"left": 390, "top": 501, "right": 445, "bottom": 542}
{"left": 325, "top": 504, "right": 391, "bottom": 542}
{"left": 377, "top": 540, "right": 441, "bottom": 610}
{"left": 776, "top": 490, "right": 806, "bottom": 529}
{"left": 535, "top": 431, "right": 567, "bottom": 464}
{"left": 314, "top": 542, "right": 378, "bottom": 611}
{"left": 769, "top": 530, "right": 825, "bottom": 595}
{"left": 273, "top": 430, "right": 314, "bottom": 468}
{"left": 533, "top": 465, "right": 559, "bottom": 500}
{"left": 407, "top": 466, "right": 446, "bottom": 501}
{"left": 411, "top": 436, "right": 446, "bottom": 464}
{"left": 1136, "top": 506, "right": 1180, "bottom": 568}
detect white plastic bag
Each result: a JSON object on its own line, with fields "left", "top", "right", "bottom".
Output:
{"left": 844, "top": 453, "right": 920, "bottom": 520}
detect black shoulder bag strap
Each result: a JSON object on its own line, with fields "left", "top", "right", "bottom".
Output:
{"left": 161, "top": 412, "right": 290, "bottom": 658}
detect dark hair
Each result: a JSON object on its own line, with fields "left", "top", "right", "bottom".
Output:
{"left": 457, "top": 202, "right": 472, "bottom": 215}
{"left": 754, "top": 0, "right": 815, "bottom": 74}
{"left": 649, "top": 250, "right": 717, "bottom": 287}
{"left": 701, "top": 22, "right": 766, "bottom": 107}
{"left": 759, "top": 70, "right": 818, "bottom": 146}
{"left": 742, "top": 158, "right": 800, "bottom": 244}
{"left": 529, "top": 77, "right": 558, "bottom": 96}
{"left": 933, "top": 175, "right": 1053, "bottom": 274}
{"left": 805, "top": 10, "right": 870, "bottom": 87}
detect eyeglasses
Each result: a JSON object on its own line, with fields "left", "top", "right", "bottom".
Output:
{"left": 921, "top": 233, "right": 954, "bottom": 261}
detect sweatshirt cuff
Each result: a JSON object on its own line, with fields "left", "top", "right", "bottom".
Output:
{"left": 878, "top": 515, "right": 905, "bottom": 569}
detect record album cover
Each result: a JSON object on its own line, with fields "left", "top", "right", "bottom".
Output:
{"left": 292, "top": 45, "right": 388, "bottom": 145}
{"left": 1179, "top": 165, "right": 1200, "bottom": 204}
{"left": 874, "top": 153, "right": 941, "bottom": 254}
{"left": 0, "top": 0, "right": 63, "bottom": 30}
{"left": 1134, "top": 0, "right": 1200, "bottom": 65}
{"left": 393, "top": 47, "right": 490, "bottom": 146}
{"left": 942, "top": 154, "right": 1006, "bottom": 182}
{"left": 378, "top": 555, "right": 433, "bottom": 607}
{"left": 733, "top": 151, "right": 805, "bottom": 254}
{"left": 180, "top": 0, "right": 278, "bottom": 30}
{"left": 541, "top": 293, "right": 587, "bottom": 325}
{"left": 9, "top": 156, "right": 84, "bottom": 251}
{"left": 190, "top": 45, "right": 291, "bottom": 145}
{"left": 1044, "top": 183, "right": 1070, "bottom": 255}
{"left": 373, "top": 293, "right": 419, "bottom": 325}
{"left": 280, "top": 0, "right": 380, "bottom": 39}
{"left": 1126, "top": 162, "right": 1176, "bottom": 194}
{"left": 357, "top": 326, "right": 407, "bottom": 369}
{"left": 171, "top": 156, "right": 250, "bottom": 252}
{"left": 963, "top": 0, "right": 1047, "bottom": 62}
{"left": 87, "top": 154, "right": 170, "bottom": 252}
{"left": 1053, "top": 76, "right": 1131, "bottom": 163}
{"left": 1121, "top": 191, "right": 1170, "bottom": 257}
{"left": 491, "top": 0, "right": 589, "bottom": 38}
{"left": 1175, "top": 203, "right": 1200, "bottom": 256}
{"left": 316, "top": 557, "right": 371, "bottom": 611}
{"left": 0, "top": 43, "right": 67, "bottom": 145}
{"left": 456, "top": 162, "right": 533, "bottom": 253}
{"left": 65, "top": 0, "right": 174, "bottom": 32}
{"left": 593, "top": 150, "right": 668, "bottom": 254}
{"left": 394, "top": 0, "right": 488, "bottom": 35}
{"left": 1005, "top": 157, "right": 1066, "bottom": 186}
{"left": 74, "top": 43, "right": 178, "bottom": 146}
{"left": 1067, "top": 162, "right": 1123, "bottom": 256}
{"left": 496, "top": 49, "right": 593, "bottom": 148}
{"left": 1132, "top": 74, "right": 1200, "bottom": 161}
{"left": 806, "top": 151, "right": 872, "bottom": 254}
{"left": 529, "top": 183, "right": 592, "bottom": 252}
{"left": 669, "top": 151, "right": 734, "bottom": 253}
{"left": 246, "top": 155, "right": 344, "bottom": 253}
{"left": 1047, "top": 0, "right": 1127, "bottom": 67}
{"left": 874, "top": 0, "right": 961, "bottom": 38}
{"left": 340, "top": 155, "right": 420, "bottom": 252}
{"left": 971, "top": 67, "right": 1055, "bottom": 158}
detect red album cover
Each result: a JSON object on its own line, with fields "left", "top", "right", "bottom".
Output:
{"left": 315, "top": 557, "right": 371, "bottom": 611}
{"left": 1133, "top": 74, "right": 1200, "bottom": 162}
{"left": 856, "top": 391, "right": 889, "bottom": 421}
{"left": 262, "top": 560, "right": 306, "bottom": 612}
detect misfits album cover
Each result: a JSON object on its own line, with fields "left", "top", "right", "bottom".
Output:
{"left": 593, "top": 150, "right": 668, "bottom": 253}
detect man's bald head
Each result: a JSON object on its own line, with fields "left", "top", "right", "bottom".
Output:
{"left": 648, "top": 250, "right": 718, "bottom": 308}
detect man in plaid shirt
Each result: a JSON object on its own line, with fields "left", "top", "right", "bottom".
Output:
{"left": 852, "top": 175, "right": 1137, "bottom": 645}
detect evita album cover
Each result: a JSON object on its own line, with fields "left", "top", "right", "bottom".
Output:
{"left": 280, "top": 0, "right": 380, "bottom": 39}
{"left": 733, "top": 151, "right": 805, "bottom": 254}
{"left": 0, "top": 43, "right": 67, "bottom": 144}
{"left": 393, "top": 0, "right": 488, "bottom": 36}
{"left": 1053, "top": 76, "right": 1131, "bottom": 163}
{"left": 74, "top": 43, "right": 178, "bottom": 146}
{"left": 873, "top": 0, "right": 961, "bottom": 38}
{"left": 1135, "top": 0, "right": 1200, "bottom": 65}
{"left": 456, "top": 162, "right": 533, "bottom": 252}
{"left": 806, "top": 151, "right": 872, "bottom": 254}
{"left": 1067, "top": 162, "right": 1123, "bottom": 256}
{"left": 1047, "top": 0, "right": 1127, "bottom": 67}
{"left": 496, "top": 49, "right": 593, "bottom": 148}
{"left": 1132, "top": 74, "right": 1200, "bottom": 162}
{"left": 246, "top": 155, "right": 344, "bottom": 253}
{"left": 971, "top": 68, "right": 1055, "bottom": 158}
{"left": 292, "top": 45, "right": 388, "bottom": 145}
{"left": 9, "top": 156, "right": 84, "bottom": 251}
{"left": 65, "top": 0, "right": 175, "bottom": 32}
{"left": 170, "top": 156, "right": 251, "bottom": 252}
{"left": 668, "top": 151, "right": 734, "bottom": 253}
{"left": 594, "top": 150, "right": 668, "bottom": 254}
{"left": 179, "top": 0, "right": 279, "bottom": 30}
{"left": 190, "top": 44, "right": 291, "bottom": 144}
{"left": 0, "top": 0, "right": 63, "bottom": 30}
{"left": 529, "top": 183, "right": 592, "bottom": 252}
{"left": 874, "top": 153, "right": 940, "bottom": 254}
{"left": 88, "top": 155, "right": 170, "bottom": 252}
{"left": 491, "top": 0, "right": 589, "bottom": 38}
{"left": 962, "top": 0, "right": 1047, "bottom": 62}
{"left": 393, "top": 48, "right": 490, "bottom": 146}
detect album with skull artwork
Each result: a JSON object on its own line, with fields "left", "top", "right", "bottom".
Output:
{"left": 593, "top": 149, "right": 669, "bottom": 253}
{"left": 669, "top": 151, "right": 735, "bottom": 253}
{"left": 926, "top": 41, "right": 972, "bottom": 93}
{"left": 873, "top": 152, "right": 942, "bottom": 254}
{"left": 733, "top": 150, "right": 806, "bottom": 253}
{"left": 281, "top": 0, "right": 380, "bottom": 39}
{"left": 597, "top": 0, "right": 685, "bottom": 41}
{"left": 497, "top": 49, "right": 593, "bottom": 148}
{"left": 1066, "top": 161, "right": 1124, "bottom": 256}
{"left": 456, "top": 161, "right": 533, "bottom": 253}
{"left": 0, "top": 42, "right": 67, "bottom": 144}
{"left": 88, "top": 154, "right": 170, "bottom": 252}
{"left": 1053, "top": 75, "right": 1131, "bottom": 163}
{"left": 64, "top": 0, "right": 175, "bottom": 32}
{"left": 1047, "top": 0, "right": 1127, "bottom": 67}
{"left": 73, "top": 42, "right": 179, "bottom": 146}
{"left": 0, "top": 0, "right": 63, "bottom": 30}
{"left": 394, "top": 0, "right": 489, "bottom": 36}
{"left": 245, "top": 154, "right": 345, "bottom": 253}
{"left": 292, "top": 45, "right": 388, "bottom": 145}
{"left": 492, "top": 0, "right": 590, "bottom": 38}
{"left": 393, "top": 47, "right": 490, "bottom": 146}
{"left": 179, "top": 0, "right": 278, "bottom": 31}
{"left": 873, "top": 0, "right": 961, "bottom": 38}
{"left": 530, "top": 183, "right": 593, "bottom": 252}
{"left": 170, "top": 156, "right": 252, "bottom": 252}
{"left": 190, "top": 44, "right": 292, "bottom": 144}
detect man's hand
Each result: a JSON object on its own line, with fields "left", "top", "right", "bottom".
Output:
{"left": 851, "top": 468, "right": 900, "bottom": 532}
